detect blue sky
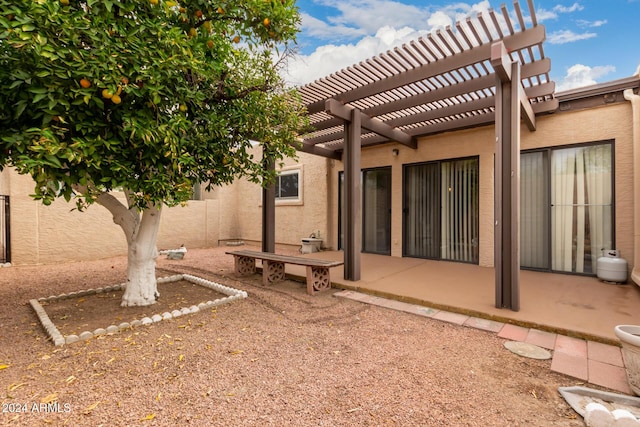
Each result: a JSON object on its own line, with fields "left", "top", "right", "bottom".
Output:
{"left": 284, "top": 0, "right": 640, "bottom": 91}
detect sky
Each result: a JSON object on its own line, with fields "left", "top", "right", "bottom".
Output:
{"left": 282, "top": 0, "right": 640, "bottom": 92}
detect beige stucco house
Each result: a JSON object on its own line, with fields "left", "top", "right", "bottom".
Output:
{"left": 1, "top": 2, "right": 639, "bottom": 310}
{"left": 1, "top": 75, "right": 638, "bottom": 275}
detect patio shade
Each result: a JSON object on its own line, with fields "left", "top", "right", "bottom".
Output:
{"left": 296, "top": 0, "right": 557, "bottom": 159}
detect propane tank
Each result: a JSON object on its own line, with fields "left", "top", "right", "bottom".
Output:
{"left": 596, "top": 249, "right": 628, "bottom": 283}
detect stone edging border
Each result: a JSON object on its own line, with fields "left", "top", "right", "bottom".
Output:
{"left": 29, "top": 274, "right": 248, "bottom": 347}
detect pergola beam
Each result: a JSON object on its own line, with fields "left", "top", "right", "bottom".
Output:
{"left": 316, "top": 97, "right": 558, "bottom": 150}
{"left": 491, "top": 42, "right": 536, "bottom": 131}
{"left": 325, "top": 99, "right": 417, "bottom": 149}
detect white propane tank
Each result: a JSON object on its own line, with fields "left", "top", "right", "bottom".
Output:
{"left": 596, "top": 250, "right": 628, "bottom": 283}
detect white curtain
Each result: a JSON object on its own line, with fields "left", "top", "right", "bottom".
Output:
{"left": 551, "top": 145, "right": 612, "bottom": 273}
{"left": 584, "top": 144, "right": 613, "bottom": 272}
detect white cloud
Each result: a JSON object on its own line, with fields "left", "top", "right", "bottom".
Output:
{"left": 553, "top": 3, "right": 584, "bottom": 13}
{"left": 547, "top": 30, "right": 597, "bottom": 44}
{"left": 576, "top": 19, "right": 607, "bottom": 28}
{"left": 284, "top": 26, "right": 426, "bottom": 85}
{"left": 301, "top": 0, "right": 491, "bottom": 43}
{"left": 300, "top": 12, "right": 366, "bottom": 40}
{"left": 287, "top": 0, "right": 495, "bottom": 85}
{"left": 556, "top": 64, "right": 616, "bottom": 91}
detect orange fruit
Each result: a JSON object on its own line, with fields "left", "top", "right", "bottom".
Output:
{"left": 179, "top": 104, "right": 187, "bottom": 112}
{"left": 217, "top": 7, "right": 224, "bottom": 14}
{"left": 188, "top": 28, "right": 197, "bottom": 38}
{"left": 263, "top": 18, "right": 270, "bottom": 27}
{"left": 233, "top": 35, "right": 240, "bottom": 43}
{"left": 150, "top": 0, "right": 158, "bottom": 5}
{"left": 111, "top": 94, "right": 122, "bottom": 104}
{"left": 102, "top": 89, "right": 113, "bottom": 99}
{"left": 206, "top": 40, "right": 214, "bottom": 49}
{"left": 79, "top": 78, "right": 91, "bottom": 88}
{"left": 60, "top": 0, "right": 69, "bottom": 5}
{"left": 195, "top": 10, "right": 203, "bottom": 18}
{"left": 179, "top": 7, "right": 186, "bottom": 13}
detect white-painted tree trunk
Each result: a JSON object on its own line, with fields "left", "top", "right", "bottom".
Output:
{"left": 121, "top": 208, "right": 162, "bottom": 306}
{"left": 94, "top": 191, "right": 163, "bottom": 307}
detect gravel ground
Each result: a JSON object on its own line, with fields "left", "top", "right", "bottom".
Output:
{"left": 0, "top": 246, "right": 586, "bottom": 426}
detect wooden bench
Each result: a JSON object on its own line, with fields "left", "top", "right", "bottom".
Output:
{"left": 225, "top": 250, "right": 344, "bottom": 295}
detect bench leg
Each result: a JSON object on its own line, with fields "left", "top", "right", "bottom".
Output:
{"left": 234, "top": 255, "right": 256, "bottom": 276}
{"left": 306, "top": 266, "right": 331, "bottom": 295}
{"left": 262, "top": 260, "right": 285, "bottom": 285}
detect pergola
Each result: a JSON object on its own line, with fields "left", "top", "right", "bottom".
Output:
{"left": 264, "top": 0, "right": 558, "bottom": 311}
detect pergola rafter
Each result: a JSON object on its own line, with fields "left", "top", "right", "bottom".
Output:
{"left": 263, "top": 0, "right": 558, "bottom": 310}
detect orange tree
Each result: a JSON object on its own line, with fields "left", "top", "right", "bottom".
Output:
{"left": 0, "top": 0, "right": 305, "bottom": 306}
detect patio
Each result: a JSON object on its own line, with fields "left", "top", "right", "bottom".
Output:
{"left": 287, "top": 250, "right": 640, "bottom": 344}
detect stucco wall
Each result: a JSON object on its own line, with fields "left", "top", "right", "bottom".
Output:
{"left": 4, "top": 170, "right": 220, "bottom": 265}
{"left": 217, "top": 147, "right": 332, "bottom": 249}
{"left": 327, "top": 101, "right": 635, "bottom": 270}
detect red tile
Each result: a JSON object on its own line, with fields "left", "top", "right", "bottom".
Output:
{"left": 551, "top": 351, "right": 588, "bottom": 381}
{"left": 497, "top": 324, "right": 529, "bottom": 342}
{"left": 588, "top": 341, "right": 624, "bottom": 367}
{"left": 526, "top": 329, "right": 557, "bottom": 350}
{"left": 555, "top": 335, "right": 587, "bottom": 358}
{"left": 588, "top": 359, "right": 633, "bottom": 395}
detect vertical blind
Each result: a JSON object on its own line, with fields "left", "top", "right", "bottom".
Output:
{"left": 404, "top": 158, "right": 479, "bottom": 263}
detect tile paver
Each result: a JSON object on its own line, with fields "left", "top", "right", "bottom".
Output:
{"left": 551, "top": 351, "right": 589, "bottom": 381}
{"left": 588, "top": 341, "right": 624, "bottom": 367}
{"left": 525, "top": 329, "right": 557, "bottom": 350}
{"left": 464, "top": 316, "right": 505, "bottom": 333}
{"left": 432, "top": 310, "right": 469, "bottom": 325}
{"left": 555, "top": 335, "right": 588, "bottom": 358}
{"left": 497, "top": 324, "right": 529, "bottom": 342}
{"left": 587, "top": 359, "right": 632, "bottom": 395}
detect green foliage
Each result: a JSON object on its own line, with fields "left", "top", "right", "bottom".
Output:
{"left": 0, "top": 0, "right": 306, "bottom": 209}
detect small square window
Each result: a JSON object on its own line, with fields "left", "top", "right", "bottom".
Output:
{"left": 275, "top": 170, "right": 300, "bottom": 201}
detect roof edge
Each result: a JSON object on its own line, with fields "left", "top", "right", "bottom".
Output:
{"left": 556, "top": 75, "right": 640, "bottom": 102}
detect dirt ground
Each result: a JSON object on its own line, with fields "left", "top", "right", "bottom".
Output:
{"left": 0, "top": 246, "right": 590, "bottom": 426}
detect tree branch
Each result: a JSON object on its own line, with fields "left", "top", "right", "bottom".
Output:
{"left": 96, "top": 192, "right": 139, "bottom": 244}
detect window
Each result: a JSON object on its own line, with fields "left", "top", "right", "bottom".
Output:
{"left": 403, "top": 157, "right": 479, "bottom": 264}
{"left": 520, "top": 142, "right": 613, "bottom": 274}
{"left": 275, "top": 169, "right": 300, "bottom": 202}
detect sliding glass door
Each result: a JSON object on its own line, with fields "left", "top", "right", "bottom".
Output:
{"left": 362, "top": 168, "right": 391, "bottom": 255}
{"left": 520, "top": 143, "right": 613, "bottom": 274}
{"left": 337, "top": 168, "right": 391, "bottom": 255}
{"left": 404, "top": 157, "right": 479, "bottom": 263}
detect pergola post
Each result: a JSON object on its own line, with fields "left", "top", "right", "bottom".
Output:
{"left": 262, "top": 155, "right": 276, "bottom": 253}
{"left": 493, "top": 43, "right": 521, "bottom": 311}
{"left": 343, "top": 108, "right": 362, "bottom": 281}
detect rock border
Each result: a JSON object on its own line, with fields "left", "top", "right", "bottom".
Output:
{"left": 29, "top": 274, "right": 248, "bottom": 347}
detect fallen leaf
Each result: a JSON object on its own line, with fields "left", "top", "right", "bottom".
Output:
{"left": 155, "top": 392, "right": 161, "bottom": 401}
{"left": 83, "top": 401, "right": 100, "bottom": 414}
{"left": 8, "top": 382, "right": 26, "bottom": 392}
{"left": 0, "top": 364, "right": 9, "bottom": 370}
{"left": 41, "top": 393, "right": 58, "bottom": 404}
{"left": 141, "top": 414, "right": 156, "bottom": 421}
{"left": 229, "top": 349, "right": 243, "bottom": 355}
{"left": 178, "top": 354, "right": 184, "bottom": 361}
{"left": 65, "top": 376, "right": 76, "bottom": 384}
